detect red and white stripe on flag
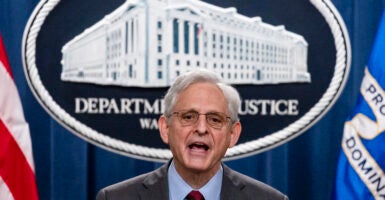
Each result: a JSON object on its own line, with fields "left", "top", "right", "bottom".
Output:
{"left": 0, "top": 35, "right": 39, "bottom": 200}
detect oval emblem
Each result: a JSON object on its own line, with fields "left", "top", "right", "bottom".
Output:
{"left": 23, "top": 0, "right": 350, "bottom": 161}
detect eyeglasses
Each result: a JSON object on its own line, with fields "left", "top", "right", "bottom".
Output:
{"left": 169, "top": 110, "right": 231, "bottom": 129}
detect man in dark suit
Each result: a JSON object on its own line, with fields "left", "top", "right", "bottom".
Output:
{"left": 97, "top": 69, "right": 288, "bottom": 200}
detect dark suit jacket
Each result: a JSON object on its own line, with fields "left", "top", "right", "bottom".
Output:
{"left": 96, "top": 162, "right": 288, "bottom": 200}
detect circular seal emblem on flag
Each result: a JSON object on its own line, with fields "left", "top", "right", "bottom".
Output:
{"left": 23, "top": 0, "right": 351, "bottom": 161}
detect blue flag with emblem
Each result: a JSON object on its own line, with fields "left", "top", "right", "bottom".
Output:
{"left": 332, "top": 9, "right": 385, "bottom": 200}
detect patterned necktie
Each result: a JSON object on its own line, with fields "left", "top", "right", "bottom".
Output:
{"left": 185, "top": 190, "right": 205, "bottom": 200}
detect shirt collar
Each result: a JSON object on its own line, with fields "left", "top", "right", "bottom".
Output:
{"left": 168, "top": 160, "right": 223, "bottom": 200}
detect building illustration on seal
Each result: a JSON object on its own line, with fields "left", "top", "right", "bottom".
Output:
{"left": 60, "top": 0, "right": 311, "bottom": 87}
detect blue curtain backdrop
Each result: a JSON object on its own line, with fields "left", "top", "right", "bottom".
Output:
{"left": 1, "top": 0, "right": 384, "bottom": 199}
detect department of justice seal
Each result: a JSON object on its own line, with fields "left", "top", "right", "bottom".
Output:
{"left": 23, "top": 0, "right": 350, "bottom": 161}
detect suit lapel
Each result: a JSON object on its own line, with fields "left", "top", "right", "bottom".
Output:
{"left": 220, "top": 164, "right": 246, "bottom": 200}
{"left": 139, "top": 162, "right": 170, "bottom": 200}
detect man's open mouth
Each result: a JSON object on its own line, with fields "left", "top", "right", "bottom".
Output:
{"left": 188, "top": 142, "right": 209, "bottom": 151}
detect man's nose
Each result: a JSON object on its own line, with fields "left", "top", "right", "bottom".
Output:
{"left": 195, "top": 114, "right": 208, "bottom": 134}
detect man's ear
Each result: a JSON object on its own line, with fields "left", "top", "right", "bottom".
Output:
{"left": 158, "top": 115, "right": 169, "bottom": 144}
{"left": 229, "top": 121, "right": 241, "bottom": 148}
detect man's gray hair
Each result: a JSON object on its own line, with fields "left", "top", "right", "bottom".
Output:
{"left": 163, "top": 69, "right": 241, "bottom": 123}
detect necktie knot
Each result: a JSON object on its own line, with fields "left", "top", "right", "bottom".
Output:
{"left": 185, "top": 190, "right": 205, "bottom": 200}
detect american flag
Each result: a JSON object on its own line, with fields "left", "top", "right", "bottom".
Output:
{"left": 0, "top": 34, "right": 39, "bottom": 200}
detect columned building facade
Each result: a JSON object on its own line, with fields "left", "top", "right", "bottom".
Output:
{"left": 61, "top": 0, "right": 310, "bottom": 87}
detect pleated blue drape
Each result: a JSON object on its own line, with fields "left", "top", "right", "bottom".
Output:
{"left": 1, "top": 0, "right": 384, "bottom": 199}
